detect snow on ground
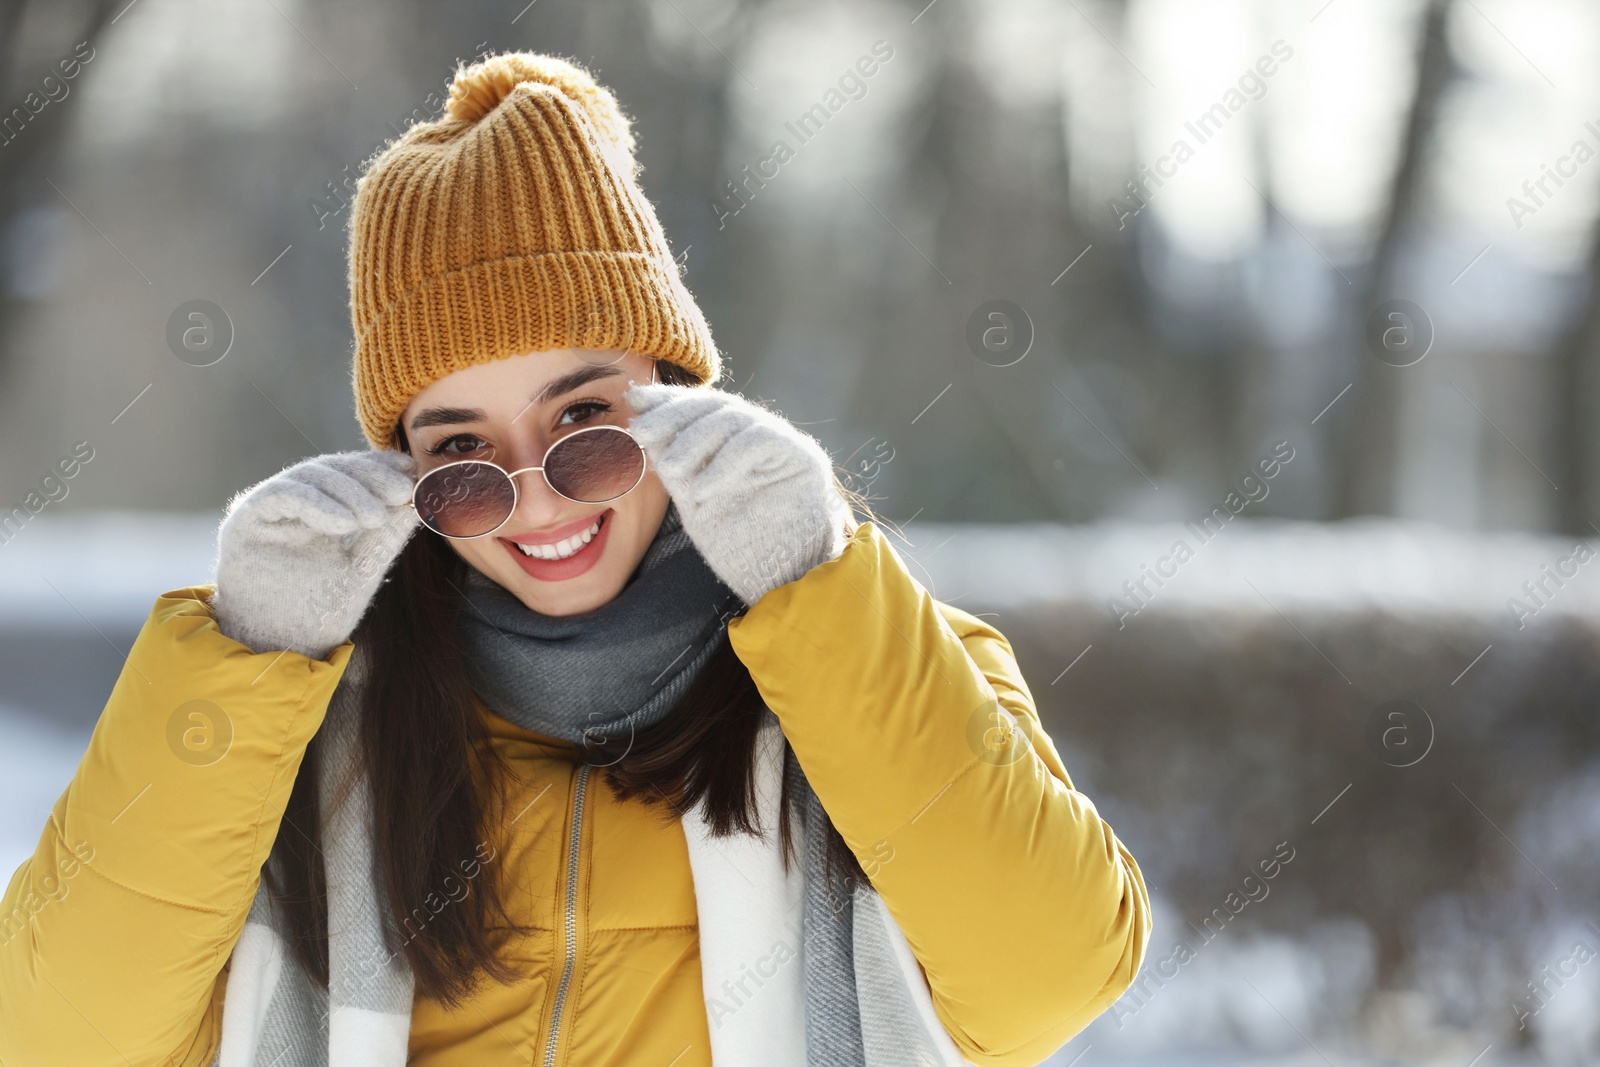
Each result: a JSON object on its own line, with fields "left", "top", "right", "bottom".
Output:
{"left": 882, "top": 517, "right": 1600, "bottom": 622}
{"left": 4, "top": 510, "right": 1598, "bottom": 631}
{"left": 0, "top": 510, "right": 219, "bottom": 629}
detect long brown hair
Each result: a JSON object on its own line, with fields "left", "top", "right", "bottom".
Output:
{"left": 262, "top": 360, "right": 873, "bottom": 1006}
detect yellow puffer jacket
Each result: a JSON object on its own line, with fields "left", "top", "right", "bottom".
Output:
{"left": 0, "top": 521, "right": 1150, "bottom": 1066}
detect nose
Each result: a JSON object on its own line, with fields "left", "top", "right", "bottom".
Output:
{"left": 501, "top": 461, "right": 577, "bottom": 529}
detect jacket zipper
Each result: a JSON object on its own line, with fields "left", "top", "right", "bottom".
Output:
{"left": 541, "top": 762, "right": 591, "bottom": 1067}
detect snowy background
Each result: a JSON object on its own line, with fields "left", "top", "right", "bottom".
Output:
{"left": 6, "top": 0, "right": 1600, "bottom": 1062}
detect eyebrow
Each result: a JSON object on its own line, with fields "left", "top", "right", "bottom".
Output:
{"left": 529, "top": 364, "right": 624, "bottom": 410}
{"left": 407, "top": 364, "right": 625, "bottom": 432}
{"left": 409, "top": 405, "right": 485, "bottom": 430}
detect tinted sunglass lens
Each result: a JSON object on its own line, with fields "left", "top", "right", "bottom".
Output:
{"left": 414, "top": 462, "right": 516, "bottom": 537}
{"left": 546, "top": 428, "right": 645, "bottom": 503}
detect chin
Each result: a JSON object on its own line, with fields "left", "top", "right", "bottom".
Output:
{"left": 453, "top": 495, "right": 668, "bottom": 617}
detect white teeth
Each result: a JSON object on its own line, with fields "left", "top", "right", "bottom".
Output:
{"left": 513, "top": 517, "right": 603, "bottom": 560}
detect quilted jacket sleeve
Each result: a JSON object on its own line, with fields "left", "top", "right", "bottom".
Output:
{"left": 0, "top": 586, "right": 353, "bottom": 1067}
{"left": 726, "top": 522, "right": 1151, "bottom": 1066}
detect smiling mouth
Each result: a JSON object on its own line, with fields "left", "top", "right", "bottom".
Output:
{"left": 507, "top": 514, "right": 605, "bottom": 561}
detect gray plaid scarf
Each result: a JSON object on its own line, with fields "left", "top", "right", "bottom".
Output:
{"left": 212, "top": 503, "right": 871, "bottom": 1066}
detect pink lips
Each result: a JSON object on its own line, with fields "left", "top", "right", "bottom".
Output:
{"left": 498, "top": 509, "right": 612, "bottom": 582}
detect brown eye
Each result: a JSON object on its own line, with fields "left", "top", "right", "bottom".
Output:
{"left": 558, "top": 400, "right": 613, "bottom": 426}
{"left": 428, "top": 434, "right": 490, "bottom": 457}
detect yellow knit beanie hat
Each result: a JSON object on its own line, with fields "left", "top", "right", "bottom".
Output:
{"left": 348, "top": 51, "right": 722, "bottom": 449}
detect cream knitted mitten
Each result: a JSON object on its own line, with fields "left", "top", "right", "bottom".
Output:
{"left": 624, "top": 383, "right": 852, "bottom": 606}
{"left": 210, "top": 450, "right": 420, "bottom": 659}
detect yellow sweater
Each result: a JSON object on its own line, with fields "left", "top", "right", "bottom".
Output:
{"left": 0, "top": 521, "right": 1150, "bottom": 1066}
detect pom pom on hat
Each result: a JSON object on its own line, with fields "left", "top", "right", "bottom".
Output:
{"left": 445, "top": 51, "right": 637, "bottom": 159}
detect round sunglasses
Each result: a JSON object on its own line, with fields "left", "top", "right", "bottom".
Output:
{"left": 409, "top": 426, "right": 648, "bottom": 539}
{"left": 408, "top": 364, "right": 655, "bottom": 539}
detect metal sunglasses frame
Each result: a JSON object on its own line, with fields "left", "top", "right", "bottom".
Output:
{"left": 408, "top": 423, "right": 650, "bottom": 539}
{"left": 406, "top": 361, "right": 656, "bottom": 543}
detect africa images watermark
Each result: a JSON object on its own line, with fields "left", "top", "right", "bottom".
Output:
{"left": 1511, "top": 927, "right": 1600, "bottom": 1032}
{"left": 0, "top": 40, "right": 97, "bottom": 148}
{"left": 839, "top": 435, "right": 895, "bottom": 497}
{"left": 1506, "top": 541, "right": 1595, "bottom": 630}
{"left": 1110, "top": 40, "right": 1295, "bottom": 230}
{"left": 1110, "top": 840, "right": 1298, "bottom": 1028}
{"left": 355, "top": 838, "right": 500, "bottom": 981}
{"left": 1107, "top": 440, "right": 1297, "bottom": 629}
{"left": 0, "top": 440, "right": 96, "bottom": 548}
{"left": 0, "top": 838, "right": 95, "bottom": 949}
{"left": 711, "top": 40, "right": 896, "bottom": 230}
{"left": 1505, "top": 119, "right": 1600, "bottom": 230}
{"left": 706, "top": 838, "right": 896, "bottom": 1029}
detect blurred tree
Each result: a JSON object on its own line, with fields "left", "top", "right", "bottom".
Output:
{"left": 1332, "top": 0, "right": 1457, "bottom": 520}
{"left": 1553, "top": 217, "right": 1600, "bottom": 537}
{"left": 0, "top": 0, "right": 118, "bottom": 376}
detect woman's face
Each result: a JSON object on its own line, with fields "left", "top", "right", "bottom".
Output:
{"left": 401, "top": 349, "right": 670, "bottom": 618}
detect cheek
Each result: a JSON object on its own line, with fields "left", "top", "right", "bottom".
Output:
{"left": 601, "top": 474, "right": 671, "bottom": 572}
{"left": 613, "top": 473, "right": 670, "bottom": 552}
{"left": 629, "top": 469, "right": 670, "bottom": 513}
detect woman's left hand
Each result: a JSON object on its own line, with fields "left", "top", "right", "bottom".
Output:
{"left": 624, "top": 382, "right": 853, "bottom": 606}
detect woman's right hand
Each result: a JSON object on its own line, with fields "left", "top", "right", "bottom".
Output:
{"left": 210, "top": 450, "right": 420, "bottom": 659}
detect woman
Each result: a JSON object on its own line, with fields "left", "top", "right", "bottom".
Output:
{"left": 0, "top": 52, "right": 1149, "bottom": 1067}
